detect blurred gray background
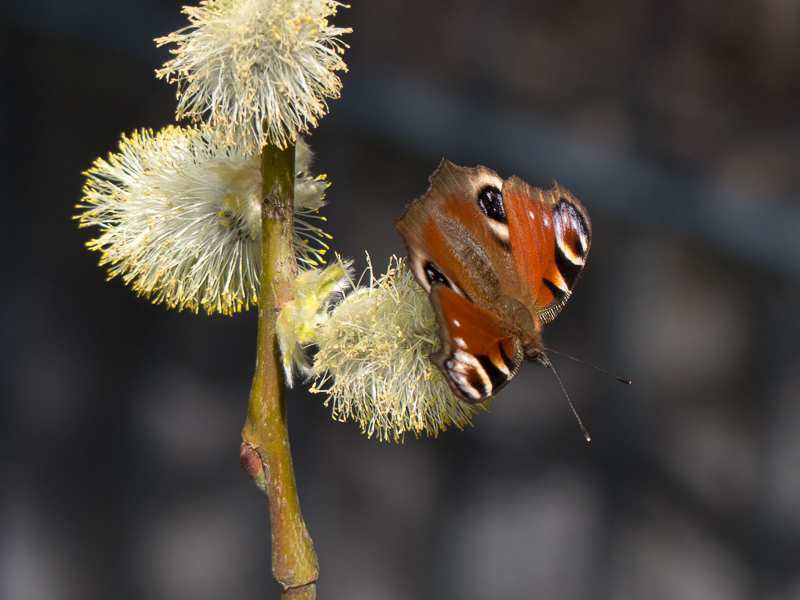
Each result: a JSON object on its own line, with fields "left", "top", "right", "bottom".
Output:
{"left": 3, "top": 1, "right": 800, "bottom": 599}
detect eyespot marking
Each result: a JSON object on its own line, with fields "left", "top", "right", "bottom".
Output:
{"left": 476, "top": 354, "right": 510, "bottom": 390}
{"left": 424, "top": 261, "right": 451, "bottom": 289}
{"left": 476, "top": 186, "right": 510, "bottom": 245}
{"left": 477, "top": 186, "right": 506, "bottom": 223}
{"left": 446, "top": 350, "right": 492, "bottom": 402}
{"left": 554, "top": 199, "right": 589, "bottom": 259}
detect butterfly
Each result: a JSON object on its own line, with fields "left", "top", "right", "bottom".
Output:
{"left": 397, "top": 159, "right": 591, "bottom": 404}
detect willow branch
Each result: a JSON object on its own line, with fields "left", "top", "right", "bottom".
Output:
{"left": 240, "top": 142, "right": 318, "bottom": 599}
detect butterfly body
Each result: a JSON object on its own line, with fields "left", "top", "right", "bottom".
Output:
{"left": 397, "top": 160, "right": 591, "bottom": 403}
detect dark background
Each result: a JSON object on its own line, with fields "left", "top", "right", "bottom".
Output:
{"left": 3, "top": 1, "right": 800, "bottom": 599}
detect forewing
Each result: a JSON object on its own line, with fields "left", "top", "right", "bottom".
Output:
{"left": 397, "top": 159, "right": 515, "bottom": 307}
{"left": 502, "top": 177, "right": 591, "bottom": 323}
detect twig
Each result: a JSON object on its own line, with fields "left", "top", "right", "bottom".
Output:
{"left": 240, "top": 142, "right": 318, "bottom": 599}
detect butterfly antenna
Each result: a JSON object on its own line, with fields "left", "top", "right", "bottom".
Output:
{"left": 541, "top": 352, "right": 591, "bottom": 442}
{"left": 543, "top": 347, "right": 631, "bottom": 385}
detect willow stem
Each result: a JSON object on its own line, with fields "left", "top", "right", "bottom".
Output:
{"left": 240, "top": 142, "right": 318, "bottom": 599}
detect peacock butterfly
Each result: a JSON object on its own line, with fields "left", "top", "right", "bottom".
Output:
{"left": 397, "top": 159, "right": 591, "bottom": 404}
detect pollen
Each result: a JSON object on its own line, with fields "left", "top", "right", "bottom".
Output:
{"left": 310, "top": 257, "right": 486, "bottom": 441}
{"left": 156, "top": 0, "right": 351, "bottom": 152}
{"left": 77, "top": 127, "right": 332, "bottom": 314}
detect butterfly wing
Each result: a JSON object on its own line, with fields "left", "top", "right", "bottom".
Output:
{"left": 398, "top": 160, "right": 591, "bottom": 402}
{"left": 429, "top": 285, "right": 523, "bottom": 403}
{"left": 397, "top": 160, "right": 514, "bottom": 306}
{"left": 502, "top": 177, "right": 591, "bottom": 325}
{"left": 399, "top": 160, "right": 529, "bottom": 402}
